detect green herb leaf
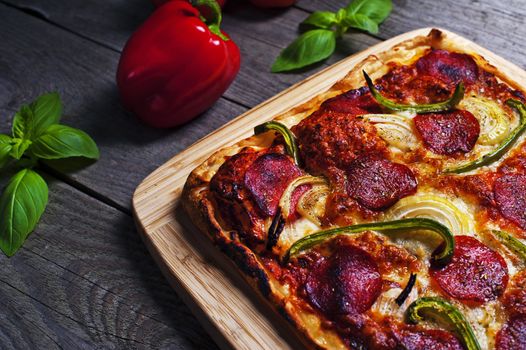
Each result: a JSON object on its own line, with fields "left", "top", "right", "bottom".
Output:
{"left": 9, "top": 138, "right": 32, "bottom": 160}
{"left": 30, "top": 125, "right": 99, "bottom": 160}
{"left": 30, "top": 92, "right": 62, "bottom": 136}
{"left": 344, "top": 13, "right": 379, "bottom": 33}
{"left": 0, "top": 135, "right": 13, "bottom": 168}
{"left": 0, "top": 169, "right": 48, "bottom": 257}
{"left": 12, "top": 93, "right": 62, "bottom": 141}
{"left": 12, "top": 105, "right": 34, "bottom": 140}
{"left": 302, "top": 11, "right": 338, "bottom": 29}
{"left": 271, "top": 29, "right": 336, "bottom": 73}
{"left": 346, "top": 0, "right": 392, "bottom": 24}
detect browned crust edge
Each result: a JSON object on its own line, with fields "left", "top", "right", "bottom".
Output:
{"left": 180, "top": 28, "right": 526, "bottom": 349}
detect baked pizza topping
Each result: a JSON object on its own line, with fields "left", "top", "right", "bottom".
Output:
{"left": 187, "top": 33, "right": 526, "bottom": 350}
{"left": 502, "top": 270, "right": 526, "bottom": 317}
{"left": 244, "top": 153, "right": 302, "bottom": 216}
{"left": 492, "top": 229, "right": 526, "bottom": 261}
{"left": 304, "top": 243, "right": 382, "bottom": 317}
{"left": 346, "top": 154, "right": 417, "bottom": 210}
{"left": 285, "top": 218, "right": 454, "bottom": 266}
{"left": 210, "top": 146, "right": 302, "bottom": 247}
{"left": 254, "top": 121, "right": 300, "bottom": 165}
{"left": 430, "top": 235, "right": 509, "bottom": 303}
{"left": 446, "top": 99, "right": 526, "bottom": 173}
{"left": 495, "top": 315, "right": 526, "bottom": 350}
{"left": 293, "top": 110, "right": 388, "bottom": 176}
{"left": 415, "top": 49, "right": 479, "bottom": 86}
{"left": 406, "top": 296, "right": 481, "bottom": 350}
{"left": 364, "top": 70, "right": 465, "bottom": 113}
{"left": 393, "top": 326, "right": 464, "bottom": 350}
{"left": 414, "top": 110, "right": 480, "bottom": 155}
{"left": 320, "top": 85, "right": 382, "bottom": 114}
{"left": 494, "top": 173, "right": 526, "bottom": 230}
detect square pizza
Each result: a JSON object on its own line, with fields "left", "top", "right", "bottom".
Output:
{"left": 182, "top": 29, "right": 526, "bottom": 350}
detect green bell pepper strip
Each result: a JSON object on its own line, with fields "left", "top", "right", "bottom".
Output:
{"left": 492, "top": 229, "right": 526, "bottom": 261}
{"left": 254, "top": 121, "right": 300, "bottom": 165}
{"left": 406, "top": 297, "right": 481, "bottom": 350}
{"left": 363, "top": 71, "right": 465, "bottom": 114}
{"left": 445, "top": 99, "right": 526, "bottom": 173}
{"left": 283, "top": 218, "right": 454, "bottom": 266}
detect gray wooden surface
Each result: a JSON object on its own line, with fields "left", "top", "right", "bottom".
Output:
{"left": 0, "top": 0, "right": 524, "bottom": 348}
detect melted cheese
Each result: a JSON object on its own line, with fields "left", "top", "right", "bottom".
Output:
{"left": 274, "top": 181, "right": 520, "bottom": 350}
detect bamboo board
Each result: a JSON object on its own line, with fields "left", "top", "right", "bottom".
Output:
{"left": 132, "top": 27, "right": 526, "bottom": 350}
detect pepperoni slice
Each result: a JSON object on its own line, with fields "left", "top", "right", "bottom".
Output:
{"left": 430, "top": 235, "right": 509, "bottom": 303}
{"left": 244, "top": 153, "right": 302, "bottom": 216}
{"left": 414, "top": 110, "right": 480, "bottom": 155}
{"left": 494, "top": 174, "right": 526, "bottom": 230}
{"left": 346, "top": 155, "right": 417, "bottom": 210}
{"left": 496, "top": 315, "right": 526, "bottom": 350}
{"left": 320, "top": 86, "right": 382, "bottom": 114}
{"left": 416, "top": 49, "right": 479, "bottom": 85}
{"left": 304, "top": 244, "right": 382, "bottom": 317}
{"left": 395, "top": 327, "right": 463, "bottom": 350}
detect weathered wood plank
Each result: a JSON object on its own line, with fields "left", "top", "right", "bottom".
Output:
{"left": 297, "top": 0, "right": 526, "bottom": 69}
{"left": 0, "top": 3, "right": 246, "bottom": 211}
{"left": 0, "top": 1, "right": 380, "bottom": 210}
{"left": 0, "top": 178, "right": 217, "bottom": 349}
{"left": 2, "top": 0, "right": 380, "bottom": 107}
{"left": 222, "top": 3, "right": 381, "bottom": 106}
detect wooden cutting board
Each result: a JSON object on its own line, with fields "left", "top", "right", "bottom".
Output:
{"left": 132, "top": 27, "right": 526, "bottom": 350}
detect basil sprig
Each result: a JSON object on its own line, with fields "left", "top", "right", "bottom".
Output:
{"left": 0, "top": 92, "right": 99, "bottom": 256}
{"left": 271, "top": 0, "right": 392, "bottom": 72}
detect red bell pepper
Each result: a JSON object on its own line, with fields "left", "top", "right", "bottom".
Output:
{"left": 117, "top": 0, "right": 240, "bottom": 128}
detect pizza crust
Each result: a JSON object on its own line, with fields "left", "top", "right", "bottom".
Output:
{"left": 182, "top": 28, "right": 524, "bottom": 349}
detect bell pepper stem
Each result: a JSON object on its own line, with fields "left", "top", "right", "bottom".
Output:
{"left": 191, "top": 0, "right": 229, "bottom": 41}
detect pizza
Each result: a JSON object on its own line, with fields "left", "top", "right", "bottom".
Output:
{"left": 182, "top": 29, "right": 526, "bottom": 350}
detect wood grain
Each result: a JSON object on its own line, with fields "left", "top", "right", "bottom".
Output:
{"left": 133, "top": 28, "right": 526, "bottom": 350}
{"left": 2, "top": 0, "right": 526, "bottom": 349}
{"left": 0, "top": 2, "right": 246, "bottom": 212}
{"left": 0, "top": 0, "right": 382, "bottom": 215}
{"left": 298, "top": 0, "right": 526, "bottom": 68}
{"left": 5, "top": 0, "right": 526, "bottom": 214}
{"left": 0, "top": 178, "right": 217, "bottom": 349}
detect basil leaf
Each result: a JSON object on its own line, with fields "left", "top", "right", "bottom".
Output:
{"left": 346, "top": 0, "right": 392, "bottom": 24}
{"left": 271, "top": 29, "right": 336, "bottom": 73}
{"left": 345, "top": 13, "right": 379, "bottom": 34}
{"left": 9, "top": 138, "right": 32, "bottom": 160}
{"left": 302, "top": 11, "right": 338, "bottom": 29}
{"left": 30, "top": 125, "right": 99, "bottom": 160}
{"left": 30, "top": 92, "right": 62, "bottom": 137}
{"left": 0, "top": 135, "right": 13, "bottom": 168}
{"left": 12, "top": 93, "right": 62, "bottom": 141}
{"left": 12, "top": 105, "right": 34, "bottom": 140}
{"left": 0, "top": 169, "right": 48, "bottom": 257}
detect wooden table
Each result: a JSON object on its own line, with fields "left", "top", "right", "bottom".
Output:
{"left": 0, "top": 0, "right": 524, "bottom": 348}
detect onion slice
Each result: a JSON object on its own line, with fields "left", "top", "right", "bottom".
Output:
{"left": 459, "top": 95, "right": 510, "bottom": 145}
{"left": 279, "top": 176, "right": 328, "bottom": 223}
{"left": 362, "top": 114, "right": 418, "bottom": 151}
{"left": 387, "top": 194, "right": 470, "bottom": 235}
